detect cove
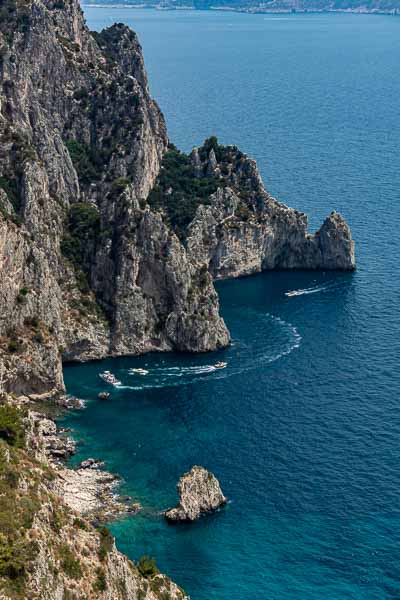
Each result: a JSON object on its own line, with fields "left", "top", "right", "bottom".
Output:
{"left": 63, "top": 266, "right": 400, "bottom": 600}
{"left": 63, "top": 8, "right": 400, "bottom": 599}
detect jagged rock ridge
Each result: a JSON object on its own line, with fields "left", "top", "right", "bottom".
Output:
{"left": 0, "top": 0, "right": 229, "bottom": 397}
{"left": 148, "top": 138, "right": 355, "bottom": 280}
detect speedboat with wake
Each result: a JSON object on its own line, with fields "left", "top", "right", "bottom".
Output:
{"left": 214, "top": 361, "right": 227, "bottom": 369}
{"left": 129, "top": 368, "right": 149, "bottom": 376}
{"left": 99, "top": 371, "right": 121, "bottom": 386}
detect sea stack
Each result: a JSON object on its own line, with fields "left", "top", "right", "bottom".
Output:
{"left": 165, "top": 466, "right": 227, "bottom": 522}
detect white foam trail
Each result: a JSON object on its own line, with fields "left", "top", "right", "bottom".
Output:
{"left": 94, "top": 312, "right": 302, "bottom": 394}
{"left": 285, "top": 286, "right": 327, "bottom": 297}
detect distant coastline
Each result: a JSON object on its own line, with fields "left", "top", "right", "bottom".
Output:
{"left": 82, "top": 3, "right": 400, "bottom": 16}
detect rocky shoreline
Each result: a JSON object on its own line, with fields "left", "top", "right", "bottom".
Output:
{"left": 23, "top": 400, "right": 139, "bottom": 521}
{"left": 0, "top": 392, "right": 188, "bottom": 599}
{"left": 0, "top": 0, "right": 357, "bottom": 596}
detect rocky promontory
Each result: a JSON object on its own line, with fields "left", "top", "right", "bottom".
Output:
{"left": 0, "top": 0, "right": 354, "bottom": 400}
{"left": 0, "top": 0, "right": 356, "bottom": 597}
{"left": 165, "top": 465, "right": 227, "bottom": 522}
{"left": 183, "top": 140, "right": 356, "bottom": 279}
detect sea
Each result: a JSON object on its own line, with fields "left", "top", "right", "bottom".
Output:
{"left": 62, "top": 9, "right": 400, "bottom": 599}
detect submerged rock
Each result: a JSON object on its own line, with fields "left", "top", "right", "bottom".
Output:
{"left": 165, "top": 465, "right": 227, "bottom": 522}
{"left": 79, "top": 457, "right": 105, "bottom": 469}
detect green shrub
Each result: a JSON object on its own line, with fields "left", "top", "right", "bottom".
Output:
{"left": 24, "top": 316, "right": 39, "bottom": 328}
{"left": 65, "top": 140, "right": 99, "bottom": 185}
{"left": 110, "top": 176, "right": 130, "bottom": 197}
{"left": 93, "top": 567, "right": 107, "bottom": 591}
{"left": 0, "top": 442, "right": 42, "bottom": 595}
{"left": 73, "top": 517, "right": 87, "bottom": 530}
{"left": 32, "top": 331, "right": 44, "bottom": 344}
{"left": 0, "top": 533, "right": 36, "bottom": 581}
{"left": 137, "top": 555, "right": 159, "bottom": 579}
{"left": 59, "top": 544, "right": 83, "bottom": 580}
{"left": 0, "top": 176, "right": 19, "bottom": 210}
{"left": 7, "top": 338, "right": 22, "bottom": 353}
{"left": 0, "top": 405, "right": 25, "bottom": 448}
{"left": 61, "top": 202, "right": 100, "bottom": 279}
{"left": 73, "top": 87, "right": 88, "bottom": 101}
{"left": 98, "top": 526, "right": 113, "bottom": 561}
{"left": 147, "top": 148, "right": 219, "bottom": 240}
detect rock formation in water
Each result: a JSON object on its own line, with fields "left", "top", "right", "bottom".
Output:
{"left": 0, "top": 0, "right": 229, "bottom": 398}
{"left": 149, "top": 139, "right": 355, "bottom": 280}
{"left": 165, "top": 465, "right": 227, "bottom": 521}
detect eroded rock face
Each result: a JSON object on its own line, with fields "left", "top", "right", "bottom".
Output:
{"left": 165, "top": 466, "right": 227, "bottom": 522}
{"left": 0, "top": 0, "right": 229, "bottom": 396}
{"left": 186, "top": 145, "right": 355, "bottom": 279}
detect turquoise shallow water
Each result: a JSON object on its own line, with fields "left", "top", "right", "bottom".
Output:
{"left": 63, "top": 9, "right": 400, "bottom": 599}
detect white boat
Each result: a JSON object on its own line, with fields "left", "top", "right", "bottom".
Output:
{"left": 130, "top": 368, "right": 149, "bottom": 376}
{"left": 214, "top": 361, "right": 227, "bottom": 369}
{"left": 99, "top": 372, "right": 121, "bottom": 386}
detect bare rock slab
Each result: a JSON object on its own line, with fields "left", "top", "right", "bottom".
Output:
{"left": 165, "top": 465, "right": 227, "bottom": 522}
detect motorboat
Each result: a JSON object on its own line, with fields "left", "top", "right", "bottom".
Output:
{"left": 129, "top": 368, "right": 149, "bottom": 376}
{"left": 98, "top": 392, "right": 111, "bottom": 400}
{"left": 99, "top": 371, "right": 121, "bottom": 386}
{"left": 214, "top": 361, "right": 227, "bottom": 369}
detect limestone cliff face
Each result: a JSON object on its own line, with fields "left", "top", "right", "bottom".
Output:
{"left": 0, "top": 0, "right": 229, "bottom": 396}
{"left": 186, "top": 144, "right": 355, "bottom": 279}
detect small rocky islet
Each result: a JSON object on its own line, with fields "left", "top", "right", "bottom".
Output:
{"left": 165, "top": 466, "right": 227, "bottom": 522}
{"left": 0, "top": 0, "right": 355, "bottom": 598}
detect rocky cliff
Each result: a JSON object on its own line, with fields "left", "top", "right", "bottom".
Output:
{"left": 0, "top": 0, "right": 229, "bottom": 397}
{"left": 165, "top": 465, "right": 227, "bottom": 522}
{"left": 0, "top": 2, "right": 357, "bottom": 598}
{"left": 0, "top": 398, "right": 188, "bottom": 600}
{"left": 149, "top": 139, "right": 355, "bottom": 280}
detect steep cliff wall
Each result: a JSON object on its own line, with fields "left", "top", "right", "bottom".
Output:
{"left": 0, "top": 0, "right": 229, "bottom": 396}
{"left": 149, "top": 139, "right": 355, "bottom": 280}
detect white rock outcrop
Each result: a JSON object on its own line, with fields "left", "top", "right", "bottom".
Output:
{"left": 165, "top": 466, "right": 227, "bottom": 522}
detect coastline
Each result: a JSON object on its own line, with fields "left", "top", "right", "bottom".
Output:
{"left": 82, "top": 3, "right": 400, "bottom": 15}
{"left": 22, "top": 395, "right": 136, "bottom": 521}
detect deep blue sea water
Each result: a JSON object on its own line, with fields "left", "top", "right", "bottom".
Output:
{"left": 63, "top": 9, "right": 400, "bottom": 599}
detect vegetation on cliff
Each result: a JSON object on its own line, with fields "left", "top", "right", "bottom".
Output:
{"left": 0, "top": 405, "right": 49, "bottom": 597}
{"left": 61, "top": 202, "right": 100, "bottom": 278}
{"left": 148, "top": 145, "right": 219, "bottom": 239}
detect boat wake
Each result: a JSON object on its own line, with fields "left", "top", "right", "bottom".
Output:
{"left": 285, "top": 286, "right": 327, "bottom": 297}
{"left": 112, "top": 311, "right": 301, "bottom": 392}
{"left": 284, "top": 278, "right": 345, "bottom": 298}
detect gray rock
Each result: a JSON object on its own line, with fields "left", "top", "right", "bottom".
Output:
{"left": 79, "top": 457, "right": 105, "bottom": 469}
{"left": 0, "top": 0, "right": 228, "bottom": 397}
{"left": 165, "top": 465, "right": 227, "bottom": 522}
{"left": 186, "top": 148, "right": 355, "bottom": 279}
